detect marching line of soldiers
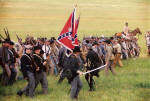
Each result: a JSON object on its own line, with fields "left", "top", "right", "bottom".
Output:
{"left": 0, "top": 28, "right": 141, "bottom": 99}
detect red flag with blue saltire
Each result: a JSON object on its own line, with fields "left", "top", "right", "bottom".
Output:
{"left": 57, "top": 9, "right": 75, "bottom": 51}
{"left": 72, "top": 16, "right": 80, "bottom": 46}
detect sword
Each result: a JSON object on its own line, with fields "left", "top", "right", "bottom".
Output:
{"left": 83, "top": 64, "right": 107, "bottom": 75}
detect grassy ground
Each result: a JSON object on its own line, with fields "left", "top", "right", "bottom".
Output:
{"left": 0, "top": 0, "right": 150, "bottom": 101}
{"left": 0, "top": 58, "right": 150, "bottom": 101}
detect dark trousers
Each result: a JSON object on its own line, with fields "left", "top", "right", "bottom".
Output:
{"left": 35, "top": 71, "right": 48, "bottom": 94}
{"left": 21, "top": 71, "right": 35, "bottom": 97}
{"left": 58, "top": 69, "right": 66, "bottom": 84}
{"left": 8, "top": 67, "right": 17, "bottom": 85}
{"left": 85, "top": 73, "right": 95, "bottom": 91}
{"left": 0, "top": 64, "right": 10, "bottom": 86}
{"left": 70, "top": 76, "right": 82, "bottom": 99}
{"left": 1, "top": 70, "right": 9, "bottom": 86}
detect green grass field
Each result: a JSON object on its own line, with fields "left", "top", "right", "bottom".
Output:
{"left": 1, "top": 58, "right": 150, "bottom": 101}
{"left": 0, "top": 0, "right": 150, "bottom": 101}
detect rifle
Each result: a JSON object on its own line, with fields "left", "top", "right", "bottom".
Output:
{"left": 4, "top": 27, "right": 10, "bottom": 40}
{"left": 16, "top": 34, "right": 23, "bottom": 45}
{"left": 30, "top": 54, "right": 40, "bottom": 72}
{"left": 0, "top": 34, "right": 5, "bottom": 40}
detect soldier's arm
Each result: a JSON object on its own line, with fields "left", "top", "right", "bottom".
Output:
{"left": 33, "top": 55, "right": 44, "bottom": 69}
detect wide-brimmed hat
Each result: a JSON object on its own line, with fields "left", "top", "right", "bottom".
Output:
{"left": 9, "top": 41, "right": 15, "bottom": 45}
{"left": 49, "top": 39, "right": 54, "bottom": 44}
{"left": 25, "top": 45, "right": 32, "bottom": 49}
{"left": 33, "top": 45, "right": 41, "bottom": 51}
{"left": 51, "top": 37, "right": 56, "bottom": 40}
{"left": 73, "top": 46, "right": 81, "bottom": 53}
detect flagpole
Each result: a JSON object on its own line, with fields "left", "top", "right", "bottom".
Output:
{"left": 74, "top": 4, "right": 77, "bottom": 33}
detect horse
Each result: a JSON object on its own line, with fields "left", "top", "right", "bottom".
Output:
{"left": 115, "top": 28, "right": 142, "bottom": 40}
{"left": 128, "top": 27, "right": 142, "bottom": 36}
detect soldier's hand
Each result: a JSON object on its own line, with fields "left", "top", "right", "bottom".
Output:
{"left": 77, "top": 70, "right": 83, "bottom": 76}
{"left": 105, "top": 62, "right": 109, "bottom": 66}
{"left": 36, "top": 67, "right": 40, "bottom": 71}
{"left": 84, "top": 63, "right": 87, "bottom": 67}
{"left": 43, "top": 61, "right": 47, "bottom": 65}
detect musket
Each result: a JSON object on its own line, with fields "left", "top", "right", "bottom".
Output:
{"left": 16, "top": 34, "right": 25, "bottom": 51}
{"left": 30, "top": 38, "right": 35, "bottom": 46}
{"left": 4, "top": 28, "right": 7, "bottom": 37}
{"left": 16, "top": 34, "right": 22, "bottom": 44}
{"left": 30, "top": 53, "right": 40, "bottom": 72}
{"left": 6, "top": 27, "right": 10, "bottom": 39}
{"left": 4, "top": 27, "right": 10, "bottom": 40}
{"left": 0, "top": 34, "right": 5, "bottom": 40}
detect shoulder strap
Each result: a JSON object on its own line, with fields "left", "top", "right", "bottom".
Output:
{"left": 8, "top": 49, "right": 14, "bottom": 56}
{"left": 33, "top": 54, "right": 43, "bottom": 60}
{"left": 22, "top": 54, "right": 32, "bottom": 61}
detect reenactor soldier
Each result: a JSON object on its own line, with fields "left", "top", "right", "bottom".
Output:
{"left": 92, "top": 41, "right": 104, "bottom": 64}
{"left": 49, "top": 39, "right": 59, "bottom": 75}
{"left": 0, "top": 39, "right": 11, "bottom": 86}
{"left": 17, "top": 45, "right": 35, "bottom": 98}
{"left": 120, "top": 38, "right": 128, "bottom": 59}
{"left": 36, "top": 38, "right": 44, "bottom": 48}
{"left": 104, "top": 40, "right": 116, "bottom": 75}
{"left": 80, "top": 42, "right": 88, "bottom": 63}
{"left": 8, "top": 41, "right": 19, "bottom": 85}
{"left": 123, "top": 22, "right": 130, "bottom": 35}
{"left": 42, "top": 39, "right": 50, "bottom": 60}
{"left": 57, "top": 47, "right": 72, "bottom": 84}
{"left": 68, "top": 46, "right": 83, "bottom": 100}
{"left": 42, "top": 39, "right": 54, "bottom": 75}
{"left": 112, "top": 40, "right": 123, "bottom": 68}
{"left": 85, "top": 45, "right": 102, "bottom": 91}
{"left": 33, "top": 45, "right": 48, "bottom": 94}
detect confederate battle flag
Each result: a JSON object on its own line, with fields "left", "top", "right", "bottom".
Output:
{"left": 57, "top": 9, "right": 75, "bottom": 51}
{"left": 72, "top": 16, "right": 80, "bottom": 46}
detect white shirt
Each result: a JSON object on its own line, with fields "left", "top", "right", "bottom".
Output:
{"left": 113, "top": 43, "right": 122, "bottom": 53}
{"left": 42, "top": 45, "right": 51, "bottom": 59}
{"left": 123, "top": 26, "right": 129, "bottom": 35}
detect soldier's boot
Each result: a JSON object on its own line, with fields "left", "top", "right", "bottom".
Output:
{"left": 89, "top": 85, "right": 95, "bottom": 91}
{"left": 58, "top": 75, "right": 65, "bottom": 84}
{"left": 42, "top": 89, "right": 48, "bottom": 94}
{"left": 17, "top": 90, "right": 23, "bottom": 96}
{"left": 89, "top": 77, "right": 95, "bottom": 91}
